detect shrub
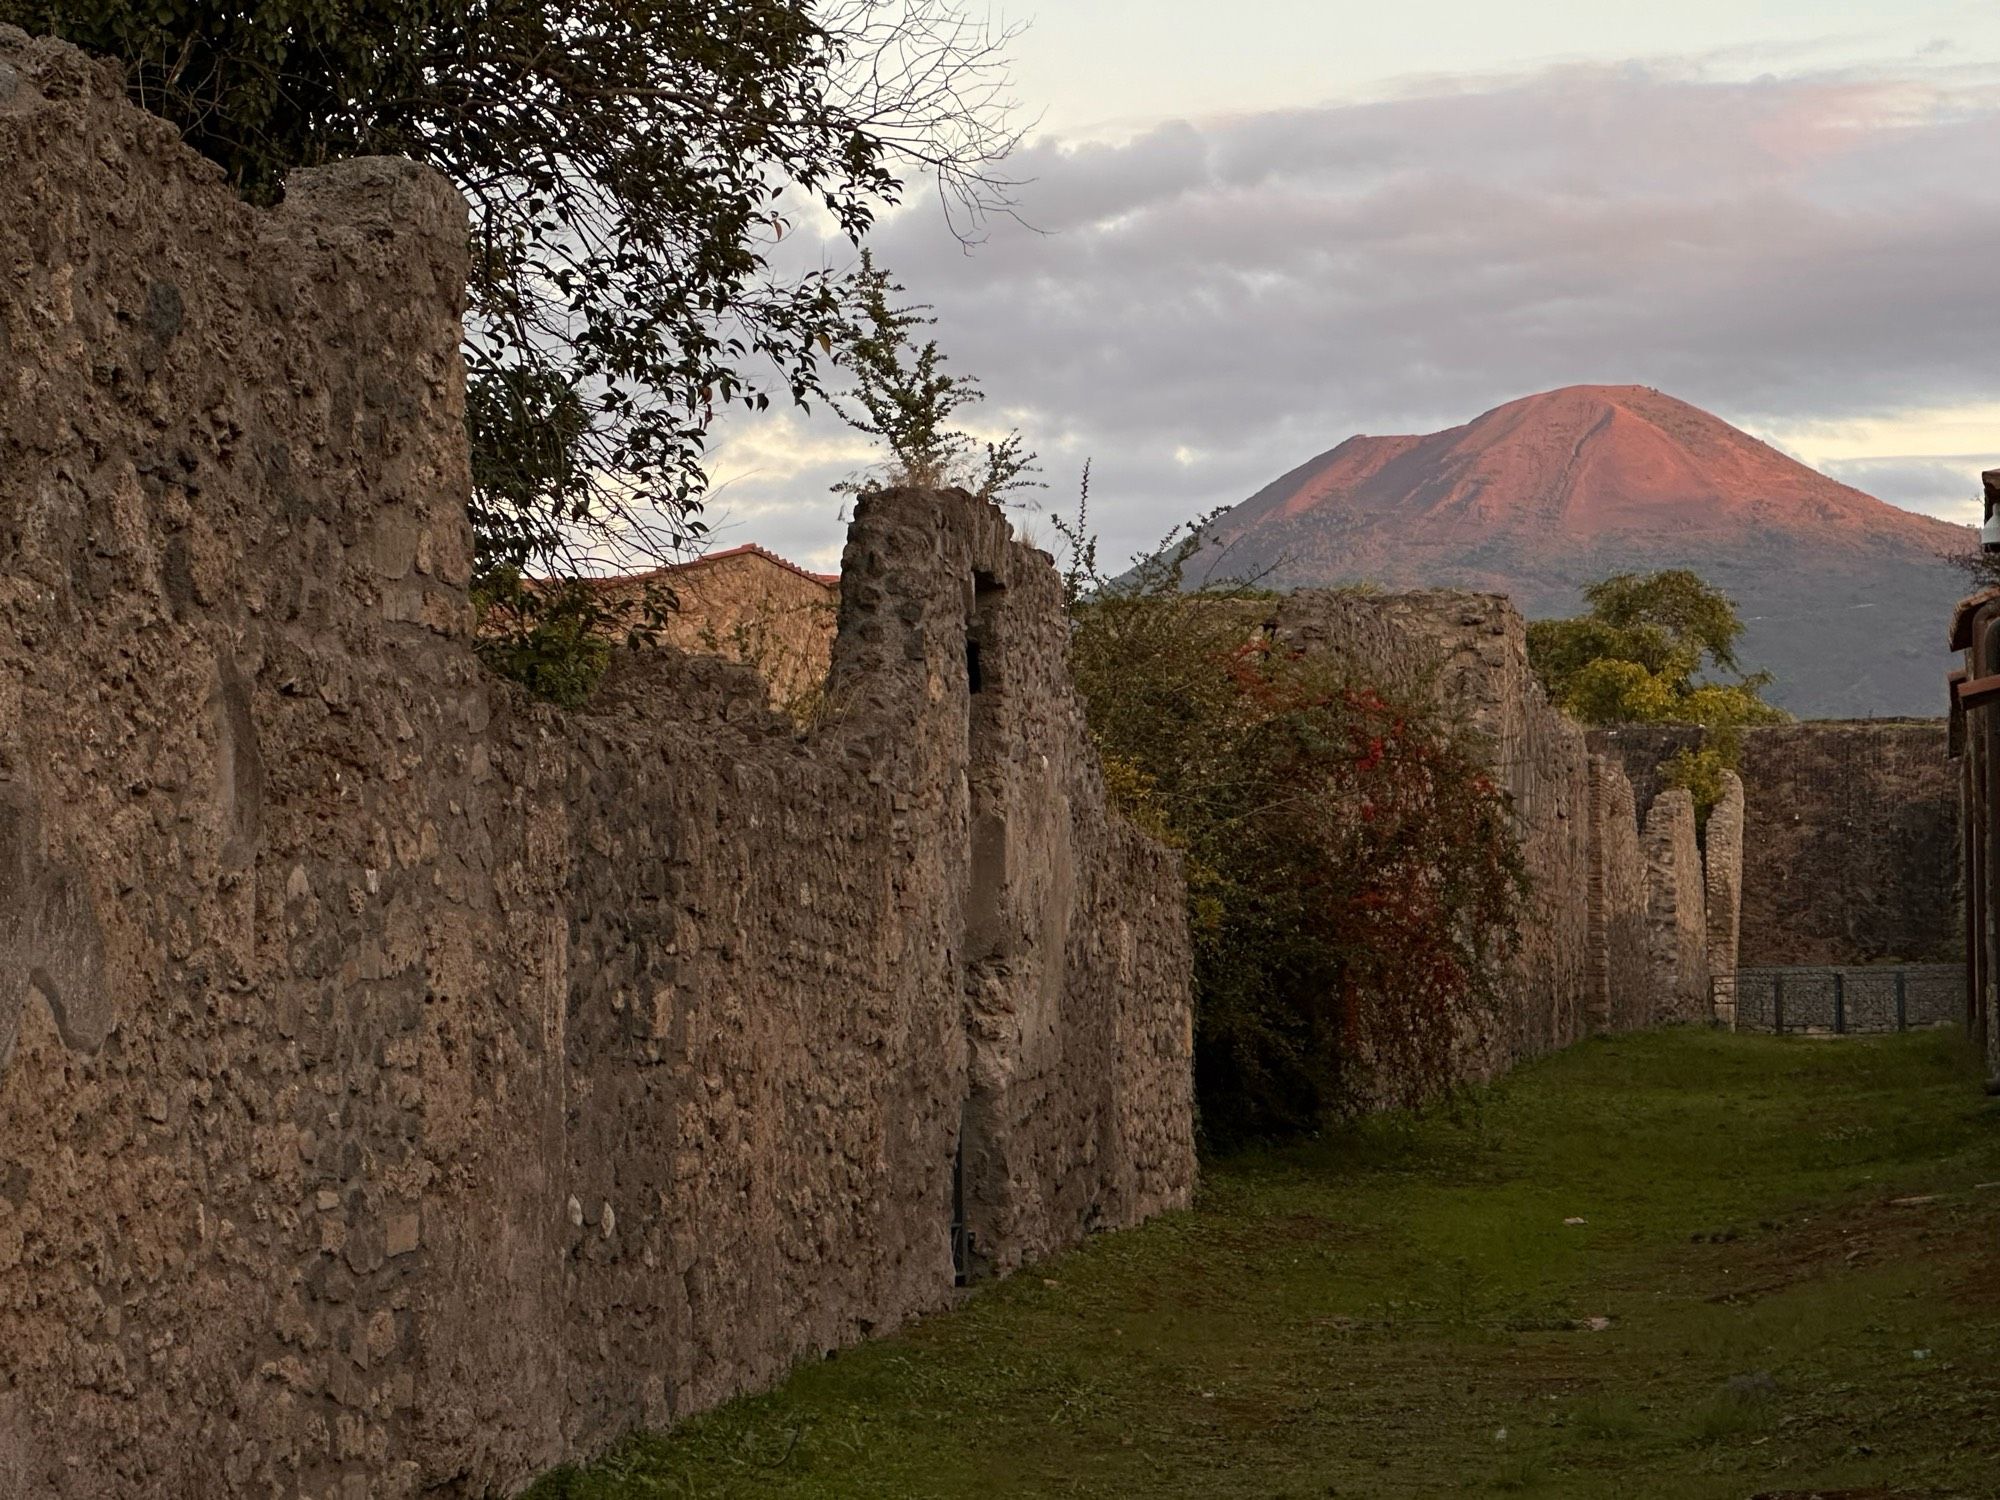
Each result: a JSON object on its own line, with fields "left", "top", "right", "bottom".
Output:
{"left": 471, "top": 573, "right": 619, "bottom": 710}
{"left": 1058, "top": 505, "right": 1527, "bottom": 1143}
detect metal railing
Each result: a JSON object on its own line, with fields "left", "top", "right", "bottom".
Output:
{"left": 1717, "top": 964, "right": 1963, "bottom": 1035}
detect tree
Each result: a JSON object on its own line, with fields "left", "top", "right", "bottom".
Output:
{"left": 9, "top": 0, "right": 1023, "bottom": 689}
{"left": 1528, "top": 568, "right": 1786, "bottom": 815}
{"left": 1529, "top": 570, "right": 1780, "bottom": 723}
{"left": 1948, "top": 543, "right": 2000, "bottom": 596}
{"left": 830, "top": 251, "right": 1038, "bottom": 502}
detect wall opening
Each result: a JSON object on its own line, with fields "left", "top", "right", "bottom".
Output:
{"left": 965, "top": 570, "right": 1000, "bottom": 699}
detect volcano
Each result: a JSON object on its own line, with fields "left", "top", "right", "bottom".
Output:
{"left": 1189, "top": 385, "right": 1973, "bottom": 718}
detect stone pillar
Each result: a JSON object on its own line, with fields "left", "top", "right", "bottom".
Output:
{"left": 1644, "top": 789, "right": 1709, "bottom": 1023}
{"left": 1704, "top": 772, "right": 1745, "bottom": 1027}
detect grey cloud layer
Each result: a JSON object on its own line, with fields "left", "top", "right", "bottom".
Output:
{"left": 1822, "top": 457, "right": 1997, "bottom": 514}
{"left": 706, "top": 60, "right": 2000, "bottom": 571}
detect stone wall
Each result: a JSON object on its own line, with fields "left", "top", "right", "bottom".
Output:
{"left": 1585, "top": 723, "right": 1708, "bottom": 819}
{"left": 1270, "top": 592, "right": 1748, "bottom": 1049}
{"left": 1589, "top": 721, "right": 1960, "bottom": 968}
{"left": 1737, "top": 723, "right": 1958, "bottom": 966}
{"left": 0, "top": 35, "right": 1193, "bottom": 1498}
{"left": 1270, "top": 591, "right": 1595, "bottom": 1078}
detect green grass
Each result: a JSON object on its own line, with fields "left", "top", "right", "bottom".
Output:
{"left": 527, "top": 1029, "right": 2000, "bottom": 1499}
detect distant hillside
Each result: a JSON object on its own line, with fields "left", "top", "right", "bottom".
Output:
{"left": 1188, "top": 385, "right": 1973, "bottom": 718}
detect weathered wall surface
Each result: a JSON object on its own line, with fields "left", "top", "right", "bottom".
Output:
{"left": 1271, "top": 591, "right": 1595, "bottom": 1078}
{"left": 1586, "top": 756, "right": 1657, "bottom": 1031}
{"left": 588, "top": 545, "right": 839, "bottom": 712}
{"left": 1644, "top": 790, "right": 1710, "bottom": 1021}
{"left": 1584, "top": 724, "right": 1708, "bottom": 821}
{"left": 1270, "top": 592, "right": 1746, "bottom": 1053}
{"left": 1736, "top": 723, "right": 1958, "bottom": 966}
{"left": 0, "top": 34, "right": 1193, "bottom": 1498}
{"left": 1590, "top": 721, "right": 1959, "bottom": 967}
{"left": 1704, "top": 772, "right": 1745, "bottom": 1020}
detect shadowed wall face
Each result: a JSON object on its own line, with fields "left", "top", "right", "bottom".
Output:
{"left": 1735, "top": 724, "right": 1960, "bottom": 966}
{"left": 1585, "top": 757, "right": 1649, "bottom": 1030}
{"left": 0, "top": 32, "right": 1194, "bottom": 1497}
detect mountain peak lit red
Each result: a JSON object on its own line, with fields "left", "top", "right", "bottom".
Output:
{"left": 1243, "top": 384, "right": 1952, "bottom": 546}
{"left": 1196, "top": 386, "right": 1972, "bottom": 717}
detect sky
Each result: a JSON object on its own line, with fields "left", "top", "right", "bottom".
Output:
{"left": 692, "top": 0, "right": 2000, "bottom": 573}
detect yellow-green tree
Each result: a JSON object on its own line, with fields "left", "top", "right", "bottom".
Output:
{"left": 1527, "top": 570, "right": 1786, "bottom": 814}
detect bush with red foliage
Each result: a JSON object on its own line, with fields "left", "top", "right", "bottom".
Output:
{"left": 1061, "top": 516, "right": 1527, "bottom": 1145}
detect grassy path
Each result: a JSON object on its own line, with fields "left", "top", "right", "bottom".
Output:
{"left": 530, "top": 1030, "right": 2000, "bottom": 1499}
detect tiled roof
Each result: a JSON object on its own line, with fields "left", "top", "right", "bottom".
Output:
{"left": 675, "top": 543, "right": 840, "bottom": 586}
{"left": 565, "top": 543, "right": 840, "bottom": 592}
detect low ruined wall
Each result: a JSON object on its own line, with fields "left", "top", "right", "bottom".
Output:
{"left": 1585, "top": 724, "right": 1708, "bottom": 819}
{"left": 1272, "top": 591, "right": 1595, "bottom": 1079}
{"left": 1590, "top": 721, "right": 1959, "bottom": 967}
{"left": 1273, "top": 592, "right": 1738, "bottom": 1057}
{"left": 0, "top": 35, "right": 1193, "bottom": 1498}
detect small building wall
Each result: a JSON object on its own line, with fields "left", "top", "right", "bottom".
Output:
{"left": 1950, "top": 577, "right": 2000, "bottom": 1079}
{"left": 591, "top": 545, "right": 839, "bottom": 712}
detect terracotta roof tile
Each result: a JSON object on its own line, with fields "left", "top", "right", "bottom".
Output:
{"left": 568, "top": 543, "right": 838, "bottom": 592}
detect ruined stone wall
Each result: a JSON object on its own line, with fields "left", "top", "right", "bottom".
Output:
{"left": 1271, "top": 591, "right": 1594, "bottom": 1077}
{"left": 1586, "top": 756, "right": 1656, "bottom": 1031}
{"left": 1585, "top": 724, "right": 1708, "bottom": 820}
{"left": 1271, "top": 592, "right": 1735, "bottom": 1055}
{"left": 1643, "top": 790, "right": 1710, "bottom": 1021}
{"left": 0, "top": 35, "right": 1193, "bottom": 1498}
{"left": 1589, "top": 721, "right": 1959, "bottom": 967}
{"left": 1736, "top": 723, "right": 1958, "bottom": 966}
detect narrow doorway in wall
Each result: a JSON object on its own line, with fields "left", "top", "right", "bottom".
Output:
{"left": 955, "top": 569, "right": 1006, "bottom": 1286}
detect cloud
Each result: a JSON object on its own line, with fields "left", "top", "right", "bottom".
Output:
{"left": 1818, "top": 456, "right": 1997, "bottom": 525}
{"left": 698, "top": 55, "right": 2000, "bottom": 574}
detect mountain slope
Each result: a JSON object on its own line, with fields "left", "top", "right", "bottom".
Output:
{"left": 1192, "top": 386, "right": 1973, "bottom": 717}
